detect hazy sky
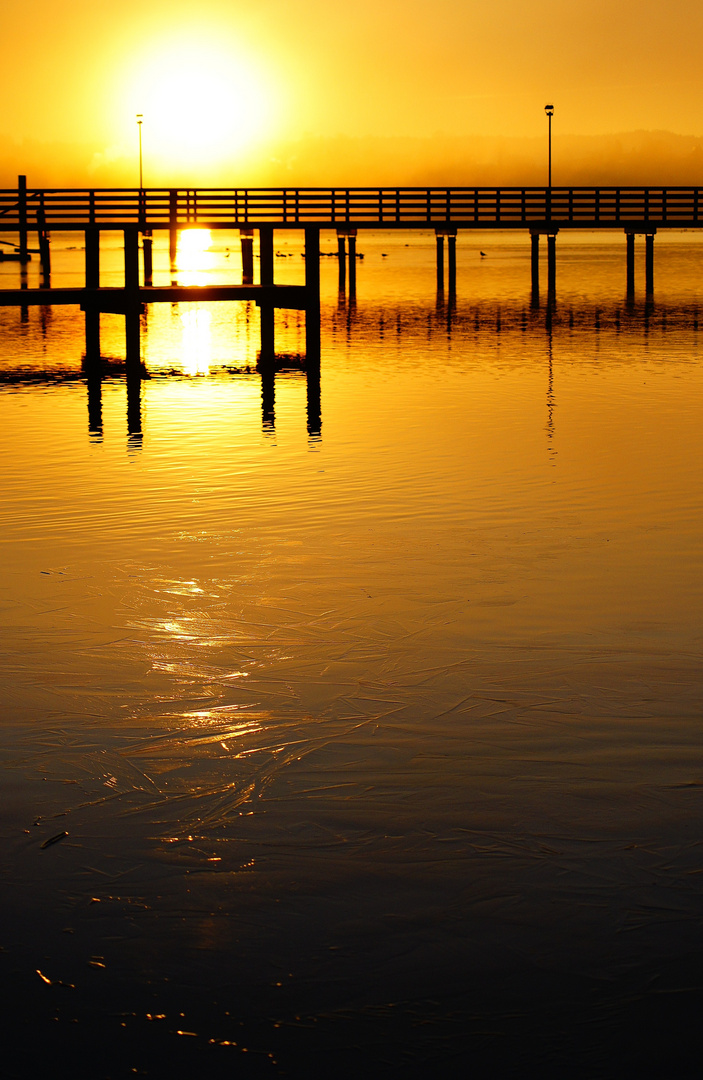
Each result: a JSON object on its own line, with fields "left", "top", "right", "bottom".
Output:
{"left": 3, "top": 0, "right": 703, "bottom": 183}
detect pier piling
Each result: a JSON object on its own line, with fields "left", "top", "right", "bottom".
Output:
{"left": 305, "top": 226, "right": 321, "bottom": 362}
{"left": 547, "top": 233, "right": 557, "bottom": 294}
{"left": 337, "top": 232, "right": 346, "bottom": 289}
{"left": 124, "top": 227, "right": 141, "bottom": 374}
{"left": 169, "top": 191, "right": 178, "bottom": 267}
{"left": 531, "top": 232, "right": 540, "bottom": 296}
{"left": 626, "top": 231, "right": 635, "bottom": 296}
{"left": 646, "top": 233, "right": 655, "bottom": 295}
{"left": 85, "top": 228, "right": 99, "bottom": 288}
{"left": 348, "top": 233, "right": 357, "bottom": 295}
{"left": 37, "top": 201, "right": 51, "bottom": 281}
{"left": 124, "top": 227, "right": 139, "bottom": 292}
{"left": 240, "top": 229, "right": 254, "bottom": 284}
{"left": 142, "top": 231, "right": 153, "bottom": 287}
{"left": 258, "top": 226, "right": 275, "bottom": 362}
{"left": 17, "top": 175, "right": 29, "bottom": 264}
{"left": 436, "top": 233, "right": 444, "bottom": 292}
{"left": 448, "top": 233, "right": 457, "bottom": 294}
{"left": 259, "top": 226, "right": 274, "bottom": 287}
{"left": 84, "top": 228, "right": 100, "bottom": 361}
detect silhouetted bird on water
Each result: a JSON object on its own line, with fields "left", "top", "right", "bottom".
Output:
{"left": 480, "top": 251, "right": 487, "bottom": 257}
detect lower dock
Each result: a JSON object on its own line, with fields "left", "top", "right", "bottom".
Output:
{"left": 0, "top": 283, "right": 308, "bottom": 312}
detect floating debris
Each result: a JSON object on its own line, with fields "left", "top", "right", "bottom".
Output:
{"left": 41, "top": 831, "right": 68, "bottom": 849}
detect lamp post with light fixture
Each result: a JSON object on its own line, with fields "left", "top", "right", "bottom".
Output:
{"left": 544, "top": 104, "right": 554, "bottom": 188}
{"left": 543, "top": 105, "right": 556, "bottom": 296}
{"left": 135, "top": 114, "right": 152, "bottom": 285}
{"left": 136, "top": 114, "right": 143, "bottom": 189}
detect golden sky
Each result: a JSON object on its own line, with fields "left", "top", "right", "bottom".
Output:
{"left": 3, "top": 0, "right": 703, "bottom": 185}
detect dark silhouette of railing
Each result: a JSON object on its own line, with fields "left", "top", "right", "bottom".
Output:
{"left": 1, "top": 186, "right": 702, "bottom": 228}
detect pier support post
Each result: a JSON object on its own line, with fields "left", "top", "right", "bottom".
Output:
{"left": 436, "top": 233, "right": 445, "bottom": 292}
{"left": 240, "top": 229, "right": 254, "bottom": 283}
{"left": 169, "top": 190, "right": 178, "bottom": 268}
{"left": 626, "top": 231, "right": 635, "bottom": 297}
{"left": 348, "top": 233, "right": 357, "bottom": 295}
{"left": 547, "top": 233, "right": 557, "bottom": 295}
{"left": 448, "top": 232, "right": 457, "bottom": 294}
{"left": 305, "top": 226, "right": 321, "bottom": 363}
{"left": 531, "top": 232, "right": 540, "bottom": 296}
{"left": 85, "top": 226, "right": 102, "bottom": 434}
{"left": 37, "top": 196, "right": 51, "bottom": 282}
{"left": 336, "top": 227, "right": 357, "bottom": 296}
{"left": 84, "top": 228, "right": 100, "bottom": 361}
{"left": 337, "top": 232, "right": 346, "bottom": 290}
{"left": 258, "top": 226, "right": 275, "bottom": 363}
{"left": 18, "top": 175, "right": 29, "bottom": 264}
{"left": 85, "top": 311, "right": 100, "bottom": 360}
{"left": 85, "top": 228, "right": 100, "bottom": 288}
{"left": 259, "top": 305, "right": 275, "bottom": 362}
{"left": 124, "top": 227, "right": 142, "bottom": 376}
{"left": 142, "top": 231, "right": 153, "bottom": 287}
{"left": 124, "top": 227, "right": 139, "bottom": 292}
{"left": 645, "top": 233, "right": 654, "bottom": 295}
{"left": 259, "top": 225, "right": 274, "bottom": 286}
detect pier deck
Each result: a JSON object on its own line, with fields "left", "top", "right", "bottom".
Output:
{"left": 1, "top": 185, "right": 702, "bottom": 230}
{"left": 0, "top": 284, "right": 308, "bottom": 311}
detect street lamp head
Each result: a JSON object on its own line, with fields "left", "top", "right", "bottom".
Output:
{"left": 545, "top": 104, "right": 554, "bottom": 117}
{"left": 136, "top": 113, "right": 143, "bottom": 124}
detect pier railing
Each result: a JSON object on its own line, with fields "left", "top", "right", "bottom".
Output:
{"left": 1, "top": 187, "right": 702, "bottom": 229}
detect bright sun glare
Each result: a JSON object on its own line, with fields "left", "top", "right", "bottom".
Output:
{"left": 179, "top": 229, "right": 212, "bottom": 257}
{"left": 126, "top": 37, "right": 277, "bottom": 176}
{"left": 177, "top": 228, "right": 214, "bottom": 282}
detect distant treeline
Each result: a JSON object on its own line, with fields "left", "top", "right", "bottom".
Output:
{"left": 3, "top": 130, "right": 703, "bottom": 189}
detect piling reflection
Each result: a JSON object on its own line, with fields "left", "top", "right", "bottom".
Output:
{"left": 306, "top": 360, "right": 321, "bottom": 440}
{"left": 87, "top": 370, "right": 103, "bottom": 441}
{"left": 260, "top": 366, "right": 275, "bottom": 432}
{"left": 127, "top": 374, "right": 143, "bottom": 449}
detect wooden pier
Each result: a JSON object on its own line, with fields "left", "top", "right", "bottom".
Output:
{"left": 1, "top": 183, "right": 699, "bottom": 230}
{"left": 1, "top": 179, "right": 701, "bottom": 365}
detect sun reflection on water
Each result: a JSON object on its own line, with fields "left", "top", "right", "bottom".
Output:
{"left": 177, "top": 228, "right": 215, "bottom": 285}
{"left": 180, "top": 307, "right": 212, "bottom": 375}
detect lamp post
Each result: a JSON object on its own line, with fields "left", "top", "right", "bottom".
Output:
{"left": 136, "top": 114, "right": 143, "bottom": 189}
{"left": 544, "top": 104, "right": 554, "bottom": 189}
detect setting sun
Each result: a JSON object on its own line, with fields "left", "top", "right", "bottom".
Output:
{"left": 123, "top": 34, "right": 279, "bottom": 179}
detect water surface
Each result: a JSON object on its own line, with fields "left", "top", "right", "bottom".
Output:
{"left": 1, "top": 229, "right": 702, "bottom": 1077}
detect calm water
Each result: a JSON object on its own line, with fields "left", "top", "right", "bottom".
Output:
{"left": 1, "top": 229, "right": 703, "bottom": 1077}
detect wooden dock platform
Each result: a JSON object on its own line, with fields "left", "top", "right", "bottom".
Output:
{"left": 0, "top": 284, "right": 308, "bottom": 312}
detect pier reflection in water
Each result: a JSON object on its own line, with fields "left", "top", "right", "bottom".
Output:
{"left": 1, "top": 231, "right": 703, "bottom": 1077}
